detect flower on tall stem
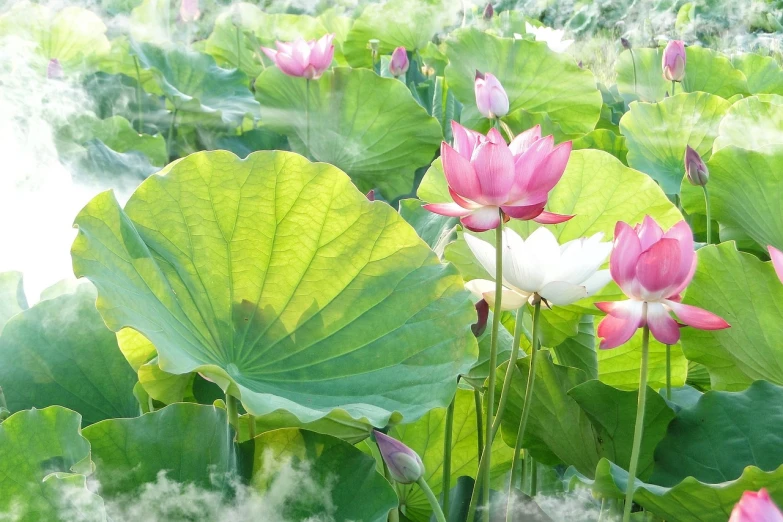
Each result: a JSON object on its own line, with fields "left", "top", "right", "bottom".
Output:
{"left": 730, "top": 489, "right": 783, "bottom": 522}
{"left": 423, "top": 122, "right": 573, "bottom": 231}
{"left": 474, "top": 71, "right": 509, "bottom": 119}
{"left": 662, "top": 40, "right": 686, "bottom": 82}
{"left": 261, "top": 34, "right": 334, "bottom": 80}
{"left": 389, "top": 46, "right": 409, "bottom": 78}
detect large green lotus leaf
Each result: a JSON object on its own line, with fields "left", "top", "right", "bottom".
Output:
{"left": 83, "top": 403, "right": 231, "bottom": 497}
{"left": 616, "top": 47, "right": 749, "bottom": 104}
{"left": 343, "top": 0, "right": 455, "bottom": 68}
{"left": 0, "top": 407, "right": 104, "bottom": 520}
{"left": 0, "top": 287, "right": 138, "bottom": 426}
{"left": 0, "top": 2, "right": 110, "bottom": 71}
{"left": 572, "top": 129, "right": 628, "bottom": 165}
{"left": 445, "top": 28, "right": 602, "bottom": 136}
{"left": 567, "top": 458, "right": 783, "bottom": 522}
{"left": 651, "top": 381, "right": 783, "bottom": 486}
{"left": 553, "top": 315, "right": 597, "bottom": 380}
{"left": 713, "top": 96, "right": 783, "bottom": 152}
{"left": 255, "top": 67, "right": 442, "bottom": 199}
{"left": 619, "top": 92, "right": 730, "bottom": 194}
{"left": 71, "top": 150, "right": 477, "bottom": 427}
{"left": 91, "top": 37, "right": 162, "bottom": 96}
{"left": 679, "top": 243, "right": 783, "bottom": 391}
{"left": 598, "top": 327, "right": 687, "bottom": 390}
{"left": 398, "top": 198, "right": 457, "bottom": 256}
{"left": 386, "top": 388, "right": 515, "bottom": 522}
{"left": 497, "top": 351, "right": 601, "bottom": 476}
{"left": 240, "top": 428, "right": 396, "bottom": 522}
{"left": 0, "top": 271, "right": 28, "bottom": 332}
{"left": 568, "top": 380, "right": 676, "bottom": 480}
{"left": 732, "top": 53, "right": 783, "bottom": 95}
{"left": 681, "top": 146, "right": 783, "bottom": 250}
{"left": 237, "top": 408, "right": 372, "bottom": 444}
{"left": 132, "top": 42, "right": 259, "bottom": 128}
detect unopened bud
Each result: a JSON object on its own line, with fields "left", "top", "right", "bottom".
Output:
{"left": 662, "top": 40, "right": 686, "bottom": 82}
{"left": 620, "top": 37, "right": 631, "bottom": 50}
{"left": 483, "top": 2, "right": 494, "bottom": 19}
{"left": 374, "top": 430, "right": 424, "bottom": 485}
{"left": 47, "top": 58, "right": 63, "bottom": 79}
{"left": 366, "top": 189, "right": 375, "bottom": 201}
{"left": 389, "top": 46, "right": 409, "bottom": 77}
{"left": 472, "top": 299, "right": 489, "bottom": 337}
{"left": 180, "top": 0, "right": 200, "bottom": 22}
{"left": 684, "top": 145, "right": 708, "bottom": 186}
{"left": 474, "top": 71, "right": 509, "bottom": 119}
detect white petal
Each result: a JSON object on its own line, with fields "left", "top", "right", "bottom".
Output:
{"left": 539, "top": 280, "right": 588, "bottom": 306}
{"left": 465, "top": 279, "right": 528, "bottom": 311}
{"left": 555, "top": 236, "right": 612, "bottom": 285}
{"left": 464, "top": 233, "right": 497, "bottom": 278}
{"left": 502, "top": 228, "right": 548, "bottom": 293}
{"left": 583, "top": 270, "right": 613, "bottom": 296}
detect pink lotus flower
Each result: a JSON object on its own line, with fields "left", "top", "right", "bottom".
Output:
{"left": 374, "top": 430, "right": 424, "bottom": 485}
{"left": 475, "top": 72, "right": 509, "bottom": 119}
{"left": 47, "top": 58, "right": 63, "bottom": 80}
{"left": 389, "top": 46, "right": 409, "bottom": 77}
{"left": 423, "top": 122, "right": 572, "bottom": 232}
{"left": 770, "top": 246, "right": 783, "bottom": 283}
{"left": 730, "top": 489, "right": 783, "bottom": 522}
{"left": 596, "top": 216, "right": 729, "bottom": 349}
{"left": 261, "top": 34, "right": 334, "bottom": 80}
{"left": 179, "top": 0, "right": 200, "bottom": 22}
{"left": 662, "top": 40, "right": 686, "bottom": 82}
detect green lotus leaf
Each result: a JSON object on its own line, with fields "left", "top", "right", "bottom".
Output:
{"left": 568, "top": 379, "right": 676, "bottom": 480}
{"left": 71, "top": 150, "right": 477, "bottom": 428}
{"left": 91, "top": 37, "right": 163, "bottom": 96}
{"left": 203, "top": 5, "right": 267, "bottom": 79}
{"left": 619, "top": 92, "right": 730, "bottom": 194}
{"left": 553, "top": 315, "right": 597, "bottom": 380}
{"left": 572, "top": 129, "right": 628, "bottom": 165}
{"left": 343, "top": 0, "right": 455, "bottom": 68}
{"left": 712, "top": 96, "right": 783, "bottom": 152}
{"left": 732, "top": 53, "right": 783, "bottom": 95}
{"left": 566, "top": 458, "right": 783, "bottom": 522}
{"left": 0, "top": 1, "right": 110, "bottom": 72}
{"left": 255, "top": 67, "right": 442, "bottom": 199}
{"left": 651, "top": 381, "right": 783, "bottom": 486}
{"left": 0, "top": 271, "right": 28, "bottom": 332}
{"left": 497, "top": 351, "right": 601, "bottom": 476}
{"left": 445, "top": 28, "right": 602, "bottom": 136}
{"left": 680, "top": 243, "right": 783, "bottom": 391}
{"left": 0, "top": 407, "right": 104, "bottom": 520}
{"left": 616, "top": 47, "right": 748, "bottom": 104}
{"left": 83, "top": 403, "right": 232, "bottom": 497}
{"left": 62, "top": 139, "right": 158, "bottom": 187}
{"left": 598, "top": 327, "right": 687, "bottom": 390}
{"left": 398, "top": 198, "right": 457, "bottom": 256}
{"left": 240, "top": 428, "right": 397, "bottom": 522}
{"left": 0, "top": 287, "right": 138, "bottom": 425}
{"left": 132, "top": 42, "right": 259, "bottom": 128}
{"left": 681, "top": 146, "right": 783, "bottom": 250}
{"left": 238, "top": 408, "right": 373, "bottom": 444}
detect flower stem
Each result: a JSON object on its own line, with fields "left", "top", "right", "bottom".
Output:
{"left": 665, "top": 344, "right": 671, "bottom": 400}
{"left": 236, "top": 24, "right": 242, "bottom": 72}
{"left": 507, "top": 299, "right": 542, "bottom": 521}
{"left": 490, "top": 306, "right": 527, "bottom": 440}
{"left": 630, "top": 49, "right": 638, "bottom": 97}
{"left": 671, "top": 79, "right": 676, "bottom": 96}
{"left": 305, "top": 79, "right": 311, "bottom": 160}
{"left": 623, "top": 305, "right": 650, "bottom": 522}
{"left": 598, "top": 498, "right": 607, "bottom": 522}
{"left": 474, "top": 388, "right": 484, "bottom": 462}
{"left": 133, "top": 57, "right": 144, "bottom": 133}
{"left": 702, "top": 185, "right": 712, "bottom": 245}
{"left": 247, "top": 414, "right": 256, "bottom": 439}
{"left": 418, "top": 477, "right": 447, "bottom": 522}
{"left": 226, "top": 394, "right": 239, "bottom": 434}
{"left": 167, "top": 109, "right": 178, "bottom": 158}
{"left": 442, "top": 395, "right": 456, "bottom": 517}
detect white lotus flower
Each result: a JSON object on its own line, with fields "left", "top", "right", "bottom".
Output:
{"left": 514, "top": 22, "right": 574, "bottom": 54}
{"left": 464, "top": 227, "right": 612, "bottom": 309}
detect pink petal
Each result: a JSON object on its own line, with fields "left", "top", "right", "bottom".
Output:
{"left": 533, "top": 211, "right": 573, "bottom": 224}
{"left": 449, "top": 187, "right": 481, "bottom": 210}
{"left": 275, "top": 41, "right": 293, "bottom": 54}
{"left": 508, "top": 135, "right": 554, "bottom": 203}
{"left": 471, "top": 137, "right": 515, "bottom": 206}
{"left": 665, "top": 300, "right": 730, "bottom": 330}
{"left": 422, "top": 202, "right": 473, "bottom": 218}
{"left": 669, "top": 254, "right": 697, "bottom": 298}
{"left": 501, "top": 201, "right": 545, "bottom": 220}
{"left": 274, "top": 52, "right": 307, "bottom": 77}
{"left": 646, "top": 302, "right": 680, "bottom": 345}
{"left": 636, "top": 215, "right": 664, "bottom": 251}
{"left": 663, "top": 220, "right": 695, "bottom": 291}
{"left": 596, "top": 300, "right": 645, "bottom": 349}
{"left": 261, "top": 47, "right": 278, "bottom": 61}
{"left": 461, "top": 207, "right": 501, "bottom": 232}
{"left": 610, "top": 221, "right": 643, "bottom": 296}
{"left": 523, "top": 141, "right": 572, "bottom": 199}
{"left": 769, "top": 246, "right": 783, "bottom": 284}
{"left": 508, "top": 125, "right": 542, "bottom": 156}
{"left": 451, "top": 121, "right": 481, "bottom": 159}
{"left": 729, "top": 489, "right": 783, "bottom": 522}
{"left": 635, "top": 238, "right": 681, "bottom": 295}
{"left": 441, "top": 142, "right": 482, "bottom": 201}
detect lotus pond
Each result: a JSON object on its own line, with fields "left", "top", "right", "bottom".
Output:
{"left": 2, "top": 0, "right": 783, "bottom": 521}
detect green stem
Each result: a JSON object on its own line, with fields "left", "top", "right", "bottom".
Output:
{"left": 507, "top": 299, "right": 542, "bottom": 520}
{"left": 665, "top": 344, "right": 672, "bottom": 400}
{"left": 226, "top": 394, "right": 239, "bottom": 435}
{"left": 598, "top": 498, "right": 607, "bottom": 522}
{"left": 474, "top": 388, "right": 484, "bottom": 461}
{"left": 148, "top": 395, "right": 155, "bottom": 413}
{"left": 167, "top": 109, "right": 178, "bottom": 158}
{"left": 236, "top": 24, "right": 242, "bottom": 72}
{"left": 133, "top": 57, "right": 144, "bottom": 133}
{"left": 630, "top": 49, "right": 638, "bottom": 96}
{"left": 442, "top": 395, "right": 455, "bottom": 517}
{"left": 623, "top": 305, "right": 650, "bottom": 522}
{"left": 671, "top": 79, "right": 676, "bottom": 96}
{"left": 529, "top": 457, "right": 537, "bottom": 497}
{"left": 247, "top": 414, "right": 256, "bottom": 440}
{"left": 703, "top": 185, "right": 712, "bottom": 245}
{"left": 305, "top": 79, "right": 311, "bottom": 160}
{"left": 490, "top": 306, "right": 527, "bottom": 440}
{"left": 498, "top": 120, "right": 515, "bottom": 142}
{"left": 418, "top": 477, "right": 447, "bottom": 522}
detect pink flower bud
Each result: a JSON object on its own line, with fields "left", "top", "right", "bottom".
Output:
{"left": 483, "top": 2, "right": 494, "bottom": 19}
{"left": 374, "top": 430, "right": 424, "bottom": 485}
{"left": 662, "top": 40, "right": 686, "bottom": 82}
{"left": 474, "top": 71, "right": 509, "bottom": 119}
{"left": 684, "top": 145, "right": 708, "bottom": 186}
{"left": 730, "top": 489, "right": 783, "bottom": 522}
{"left": 389, "top": 47, "right": 409, "bottom": 77}
{"left": 47, "top": 58, "right": 63, "bottom": 79}
{"left": 179, "top": 0, "right": 200, "bottom": 22}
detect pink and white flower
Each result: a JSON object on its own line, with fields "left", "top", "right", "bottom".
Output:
{"left": 730, "top": 489, "right": 783, "bottom": 522}
{"left": 261, "top": 34, "right": 334, "bottom": 80}
{"left": 475, "top": 72, "right": 509, "bottom": 119}
{"left": 662, "top": 40, "right": 686, "bottom": 82}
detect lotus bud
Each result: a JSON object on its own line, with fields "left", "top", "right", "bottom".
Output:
{"left": 620, "top": 37, "right": 631, "bottom": 50}
{"left": 483, "top": 2, "right": 494, "bottom": 19}
{"left": 180, "top": 0, "right": 200, "bottom": 22}
{"left": 374, "top": 430, "right": 424, "bottom": 485}
{"left": 730, "top": 489, "right": 783, "bottom": 522}
{"left": 47, "top": 58, "right": 62, "bottom": 79}
{"left": 474, "top": 71, "right": 509, "bottom": 119}
{"left": 389, "top": 47, "right": 409, "bottom": 77}
{"left": 662, "top": 40, "right": 686, "bottom": 82}
{"left": 366, "top": 189, "right": 375, "bottom": 201}
{"left": 684, "top": 145, "right": 708, "bottom": 186}
{"left": 472, "top": 299, "right": 489, "bottom": 337}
